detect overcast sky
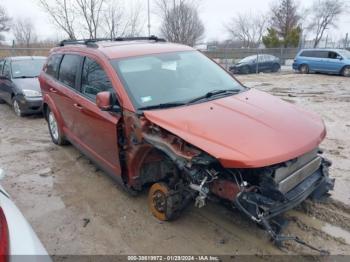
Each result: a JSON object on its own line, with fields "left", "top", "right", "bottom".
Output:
{"left": 1, "top": 0, "right": 350, "bottom": 43}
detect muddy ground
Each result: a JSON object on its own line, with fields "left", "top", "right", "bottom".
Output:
{"left": 0, "top": 72, "right": 349, "bottom": 257}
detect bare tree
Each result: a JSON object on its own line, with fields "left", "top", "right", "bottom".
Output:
{"left": 39, "top": 0, "right": 76, "bottom": 39}
{"left": 104, "top": 1, "right": 124, "bottom": 39}
{"left": 226, "top": 12, "right": 267, "bottom": 48}
{"left": 157, "top": 0, "right": 204, "bottom": 46}
{"left": 103, "top": 0, "right": 143, "bottom": 38}
{"left": 0, "top": 5, "right": 11, "bottom": 40}
{"left": 75, "top": 0, "right": 105, "bottom": 39}
{"left": 307, "top": 0, "right": 345, "bottom": 48}
{"left": 125, "top": 1, "right": 143, "bottom": 37}
{"left": 12, "top": 18, "right": 38, "bottom": 47}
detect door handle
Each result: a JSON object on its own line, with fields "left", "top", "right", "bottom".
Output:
{"left": 49, "top": 88, "right": 57, "bottom": 93}
{"left": 73, "top": 103, "right": 83, "bottom": 110}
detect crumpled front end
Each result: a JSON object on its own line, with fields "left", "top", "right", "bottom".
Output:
{"left": 232, "top": 149, "right": 334, "bottom": 223}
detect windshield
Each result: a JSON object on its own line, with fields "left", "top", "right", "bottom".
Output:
{"left": 11, "top": 59, "right": 46, "bottom": 78}
{"left": 338, "top": 50, "right": 350, "bottom": 59}
{"left": 112, "top": 51, "right": 244, "bottom": 109}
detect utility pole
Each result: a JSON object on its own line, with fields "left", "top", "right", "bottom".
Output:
{"left": 147, "top": 0, "right": 151, "bottom": 36}
{"left": 345, "top": 33, "right": 349, "bottom": 49}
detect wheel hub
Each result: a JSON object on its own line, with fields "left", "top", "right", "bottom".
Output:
{"left": 152, "top": 190, "right": 167, "bottom": 213}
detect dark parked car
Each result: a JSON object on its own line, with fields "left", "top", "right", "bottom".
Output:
{"left": 293, "top": 49, "right": 350, "bottom": 77}
{"left": 229, "top": 54, "right": 281, "bottom": 74}
{"left": 0, "top": 56, "right": 46, "bottom": 117}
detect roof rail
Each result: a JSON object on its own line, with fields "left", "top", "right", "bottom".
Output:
{"left": 58, "top": 35, "right": 166, "bottom": 47}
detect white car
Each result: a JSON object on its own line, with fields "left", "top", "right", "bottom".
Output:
{"left": 0, "top": 169, "right": 50, "bottom": 261}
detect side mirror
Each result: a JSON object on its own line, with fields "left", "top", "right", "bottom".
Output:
{"left": 96, "top": 91, "right": 120, "bottom": 111}
{"left": 337, "top": 56, "right": 343, "bottom": 60}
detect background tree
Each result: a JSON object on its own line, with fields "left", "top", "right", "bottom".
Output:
{"left": 0, "top": 5, "right": 11, "bottom": 41}
{"left": 262, "top": 28, "right": 282, "bottom": 47}
{"left": 104, "top": 1, "right": 143, "bottom": 38}
{"left": 268, "top": 0, "right": 301, "bottom": 47}
{"left": 157, "top": 0, "right": 205, "bottom": 46}
{"left": 39, "top": 0, "right": 76, "bottom": 39}
{"left": 307, "top": 0, "right": 345, "bottom": 48}
{"left": 226, "top": 12, "right": 267, "bottom": 48}
{"left": 12, "top": 18, "right": 38, "bottom": 47}
{"left": 75, "top": 0, "right": 105, "bottom": 39}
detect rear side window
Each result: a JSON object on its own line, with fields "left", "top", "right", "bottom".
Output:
{"left": 58, "top": 54, "right": 82, "bottom": 89}
{"left": 300, "top": 51, "right": 314, "bottom": 57}
{"left": 81, "top": 57, "right": 113, "bottom": 101}
{"left": 45, "top": 54, "right": 62, "bottom": 78}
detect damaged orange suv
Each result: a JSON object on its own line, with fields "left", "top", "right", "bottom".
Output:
{"left": 39, "top": 36, "right": 334, "bottom": 249}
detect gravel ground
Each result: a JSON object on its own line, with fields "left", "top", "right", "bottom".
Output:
{"left": 0, "top": 72, "right": 349, "bottom": 256}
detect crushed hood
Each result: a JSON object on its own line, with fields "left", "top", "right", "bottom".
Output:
{"left": 144, "top": 89, "right": 326, "bottom": 168}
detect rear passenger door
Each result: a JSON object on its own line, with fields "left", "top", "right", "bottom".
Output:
{"left": 73, "top": 56, "right": 122, "bottom": 176}
{"left": 44, "top": 54, "right": 83, "bottom": 137}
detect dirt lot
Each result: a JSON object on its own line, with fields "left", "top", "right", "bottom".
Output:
{"left": 0, "top": 72, "right": 350, "bottom": 256}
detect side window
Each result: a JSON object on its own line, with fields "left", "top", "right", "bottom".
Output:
{"left": 328, "top": 52, "right": 338, "bottom": 59}
{"left": 315, "top": 51, "right": 328, "bottom": 58}
{"left": 45, "top": 54, "right": 62, "bottom": 78}
{"left": 81, "top": 57, "right": 113, "bottom": 101}
{"left": 0, "top": 60, "right": 4, "bottom": 74}
{"left": 300, "top": 51, "right": 311, "bottom": 57}
{"left": 58, "top": 54, "right": 82, "bottom": 89}
{"left": 2, "top": 61, "right": 11, "bottom": 78}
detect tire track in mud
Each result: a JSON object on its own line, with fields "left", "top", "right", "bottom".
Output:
{"left": 299, "top": 199, "right": 350, "bottom": 233}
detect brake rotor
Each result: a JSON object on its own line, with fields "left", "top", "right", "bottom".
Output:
{"left": 148, "top": 182, "right": 182, "bottom": 221}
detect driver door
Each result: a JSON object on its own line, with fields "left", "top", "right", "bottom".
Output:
{"left": 73, "top": 56, "right": 122, "bottom": 177}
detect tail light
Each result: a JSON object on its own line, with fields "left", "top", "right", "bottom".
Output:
{"left": 0, "top": 207, "right": 8, "bottom": 262}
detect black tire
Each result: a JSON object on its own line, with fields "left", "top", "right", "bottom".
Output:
{"left": 12, "top": 97, "right": 23, "bottom": 117}
{"left": 299, "top": 64, "right": 309, "bottom": 74}
{"left": 341, "top": 66, "right": 350, "bottom": 77}
{"left": 272, "top": 63, "right": 281, "bottom": 72}
{"left": 47, "top": 107, "right": 68, "bottom": 145}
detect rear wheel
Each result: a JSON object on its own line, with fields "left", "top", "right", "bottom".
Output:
{"left": 47, "top": 108, "right": 67, "bottom": 145}
{"left": 272, "top": 63, "right": 281, "bottom": 72}
{"left": 241, "top": 66, "right": 250, "bottom": 74}
{"left": 341, "top": 66, "right": 350, "bottom": 77}
{"left": 12, "top": 98, "right": 23, "bottom": 117}
{"left": 299, "top": 64, "right": 309, "bottom": 74}
{"left": 148, "top": 182, "right": 182, "bottom": 221}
